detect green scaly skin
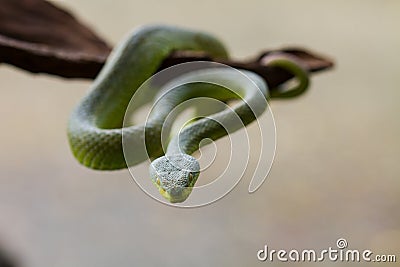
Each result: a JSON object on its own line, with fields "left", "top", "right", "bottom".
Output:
{"left": 68, "top": 25, "right": 309, "bottom": 203}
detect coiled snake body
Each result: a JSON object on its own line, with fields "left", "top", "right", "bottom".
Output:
{"left": 68, "top": 25, "right": 309, "bottom": 203}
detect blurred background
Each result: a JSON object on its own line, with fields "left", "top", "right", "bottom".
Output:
{"left": 0, "top": 0, "right": 399, "bottom": 266}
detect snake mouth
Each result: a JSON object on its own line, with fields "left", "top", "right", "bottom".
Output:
{"left": 152, "top": 180, "right": 194, "bottom": 203}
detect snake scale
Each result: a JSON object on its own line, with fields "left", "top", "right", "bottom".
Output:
{"left": 68, "top": 25, "right": 309, "bottom": 203}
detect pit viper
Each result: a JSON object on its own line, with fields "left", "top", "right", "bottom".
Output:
{"left": 68, "top": 25, "right": 309, "bottom": 203}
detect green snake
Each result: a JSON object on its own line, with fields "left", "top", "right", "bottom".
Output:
{"left": 68, "top": 25, "right": 309, "bottom": 203}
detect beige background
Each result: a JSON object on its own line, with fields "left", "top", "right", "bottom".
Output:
{"left": 0, "top": 1, "right": 399, "bottom": 266}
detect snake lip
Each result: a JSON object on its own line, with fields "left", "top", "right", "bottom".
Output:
{"left": 166, "top": 187, "right": 194, "bottom": 203}
{"left": 150, "top": 175, "right": 195, "bottom": 203}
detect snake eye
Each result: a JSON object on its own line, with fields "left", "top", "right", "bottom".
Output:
{"left": 156, "top": 178, "right": 161, "bottom": 185}
{"left": 188, "top": 173, "right": 193, "bottom": 186}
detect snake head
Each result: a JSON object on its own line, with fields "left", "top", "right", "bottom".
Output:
{"left": 149, "top": 153, "right": 200, "bottom": 203}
